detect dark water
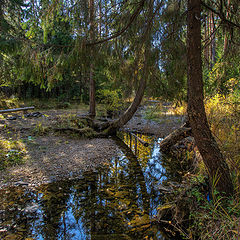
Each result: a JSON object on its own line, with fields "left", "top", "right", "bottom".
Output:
{"left": 0, "top": 133, "right": 177, "bottom": 240}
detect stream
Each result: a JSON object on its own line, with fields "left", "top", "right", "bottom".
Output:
{"left": 0, "top": 133, "right": 183, "bottom": 240}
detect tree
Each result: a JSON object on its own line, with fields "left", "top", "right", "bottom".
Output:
{"left": 89, "top": 0, "right": 96, "bottom": 118}
{"left": 92, "top": 0, "right": 156, "bottom": 135}
{"left": 187, "top": 0, "right": 233, "bottom": 196}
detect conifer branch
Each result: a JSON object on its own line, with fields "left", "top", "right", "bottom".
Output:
{"left": 201, "top": 0, "right": 240, "bottom": 29}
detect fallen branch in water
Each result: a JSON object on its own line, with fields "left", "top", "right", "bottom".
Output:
{"left": 131, "top": 133, "right": 149, "bottom": 147}
{"left": 160, "top": 123, "right": 192, "bottom": 153}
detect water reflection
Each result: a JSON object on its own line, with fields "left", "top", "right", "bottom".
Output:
{"left": 0, "top": 134, "right": 168, "bottom": 240}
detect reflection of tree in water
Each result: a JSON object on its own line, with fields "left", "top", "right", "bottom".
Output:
{"left": 0, "top": 136, "right": 165, "bottom": 239}
{"left": 120, "top": 132, "right": 154, "bottom": 166}
{"left": 119, "top": 133, "right": 165, "bottom": 209}
{"left": 37, "top": 181, "right": 72, "bottom": 239}
{"left": 0, "top": 186, "right": 36, "bottom": 239}
{"left": 69, "top": 137, "right": 162, "bottom": 239}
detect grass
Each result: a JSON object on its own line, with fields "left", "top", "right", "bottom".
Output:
{"left": 143, "top": 101, "right": 186, "bottom": 122}
{"left": 0, "top": 96, "right": 20, "bottom": 109}
{"left": 156, "top": 94, "right": 240, "bottom": 239}
{"left": 184, "top": 93, "right": 240, "bottom": 239}
{"left": 187, "top": 182, "right": 240, "bottom": 240}
{"left": 0, "top": 134, "right": 28, "bottom": 170}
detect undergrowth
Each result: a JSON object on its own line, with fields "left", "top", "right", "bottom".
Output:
{"left": 206, "top": 93, "right": 240, "bottom": 189}
{"left": 191, "top": 93, "right": 240, "bottom": 239}
{"left": 172, "top": 176, "right": 239, "bottom": 239}
{"left": 0, "top": 134, "right": 27, "bottom": 170}
{"left": 157, "top": 93, "right": 240, "bottom": 239}
{"left": 0, "top": 96, "right": 20, "bottom": 109}
{"left": 184, "top": 93, "right": 240, "bottom": 239}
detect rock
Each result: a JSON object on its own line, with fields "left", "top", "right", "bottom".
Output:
{"left": 25, "top": 112, "right": 42, "bottom": 118}
{"left": 23, "top": 203, "right": 39, "bottom": 214}
{"left": 15, "top": 181, "right": 29, "bottom": 186}
{"left": 6, "top": 116, "right": 17, "bottom": 120}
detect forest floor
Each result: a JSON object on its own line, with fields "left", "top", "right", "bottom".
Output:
{"left": 0, "top": 103, "right": 184, "bottom": 189}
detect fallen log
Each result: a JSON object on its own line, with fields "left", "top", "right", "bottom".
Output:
{"left": 0, "top": 107, "right": 35, "bottom": 114}
{"left": 160, "top": 123, "right": 192, "bottom": 153}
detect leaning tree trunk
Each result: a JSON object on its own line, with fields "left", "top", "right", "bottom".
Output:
{"left": 104, "top": 1, "right": 154, "bottom": 135}
{"left": 102, "top": 66, "right": 147, "bottom": 135}
{"left": 187, "top": 0, "right": 233, "bottom": 196}
{"left": 62, "top": 0, "right": 152, "bottom": 137}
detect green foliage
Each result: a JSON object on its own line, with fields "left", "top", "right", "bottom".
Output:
{"left": 206, "top": 58, "right": 240, "bottom": 96}
{"left": 32, "top": 123, "right": 50, "bottom": 136}
{"left": 0, "top": 96, "right": 20, "bottom": 109}
{"left": 97, "top": 89, "right": 123, "bottom": 117}
{"left": 187, "top": 186, "right": 240, "bottom": 240}
{"left": 153, "top": 0, "right": 187, "bottom": 102}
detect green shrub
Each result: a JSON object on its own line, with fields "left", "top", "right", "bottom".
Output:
{"left": 97, "top": 89, "right": 123, "bottom": 117}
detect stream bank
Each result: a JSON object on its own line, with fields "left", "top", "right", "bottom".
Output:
{"left": 0, "top": 131, "right": 189, "bottom": 240}
{"left": 0, "top": 104, "right": 193, "bottom": 239}
{"left": 0, "top": 105, "right": 184, "bottom": 188}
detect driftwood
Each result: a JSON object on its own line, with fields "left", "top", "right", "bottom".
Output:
{"left": 0, "top": 107, "right": 35, "bottom": 114}
{"left": 160, "top": 123, "right": 192, "bottom": 153}
{"left": 131, "top": 133, "right": 149, "bottom": 147}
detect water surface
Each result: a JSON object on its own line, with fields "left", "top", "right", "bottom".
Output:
{"left": 0, "top": 133, "right": 175, "bottom": 240}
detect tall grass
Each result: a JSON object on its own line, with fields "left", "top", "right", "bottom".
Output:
{"left": 190, "top": 93, "right": 240, "bottom": 239}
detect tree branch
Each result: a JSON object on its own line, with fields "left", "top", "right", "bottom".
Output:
{"left": 201, "top": 0, "right": 240, "bottom": 29}
{"left": 86, "top": 0, "right": 146, "bottom": 46}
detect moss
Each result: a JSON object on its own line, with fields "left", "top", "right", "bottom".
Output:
{"left": 0, "top": 138, "right": 27, "bottom": 170}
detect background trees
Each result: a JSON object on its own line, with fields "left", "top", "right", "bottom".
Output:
{"left": 1, "top": 0, "right": 238, "bottom": 103}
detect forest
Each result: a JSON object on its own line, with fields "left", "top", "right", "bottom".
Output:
{"left": 0, "top": 0, "right": 240, "bottom": 239}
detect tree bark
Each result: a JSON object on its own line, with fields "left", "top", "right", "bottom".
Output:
{"left": 89, "top": 0, "right": 96, "bottom": 118}
{"left": 0, "top": 2, "right": 3, "bottom": 32}
{"left": 210, "top": 12, "right": 216, "bottom": 67}
{"left": 224, "top": 0, "right": 231, "bottom": 56}
{"left": 187, "top": 0, "right": 233, "bottom": 196}
{"left": 89, "top": 64, "right": 96, "bottom": 118}
{"left": 160, "top": 123, "right": 192, "bottom": 153}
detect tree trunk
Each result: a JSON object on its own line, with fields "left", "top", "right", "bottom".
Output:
{"left": 224, "top": 0, "right": 231, "bottom": 56}
{"left": 109, "top": 0, "right": 153, "bottom": 132}
{"left": 0, "top": 3, "right": 3, "bottom": 32}
{"left": 71, "top": 1, "right": 153, "bottom": 136}
{"left": 89, "top": 0, "right": 96, "bottom": 118}
{"left": 114, "top": 75, "right": 146, "bottom": 128}
{"left": 89, "top": 64, "right": 96, "bottom": 118}
{"left": 204, "top": 15, "right": 210, "bottom": 67}
{"left": 210, "top": 12, "right": 216, "bottom": 67}
{"left": 187, "top": 0, "right": 233, "bottom": 196}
